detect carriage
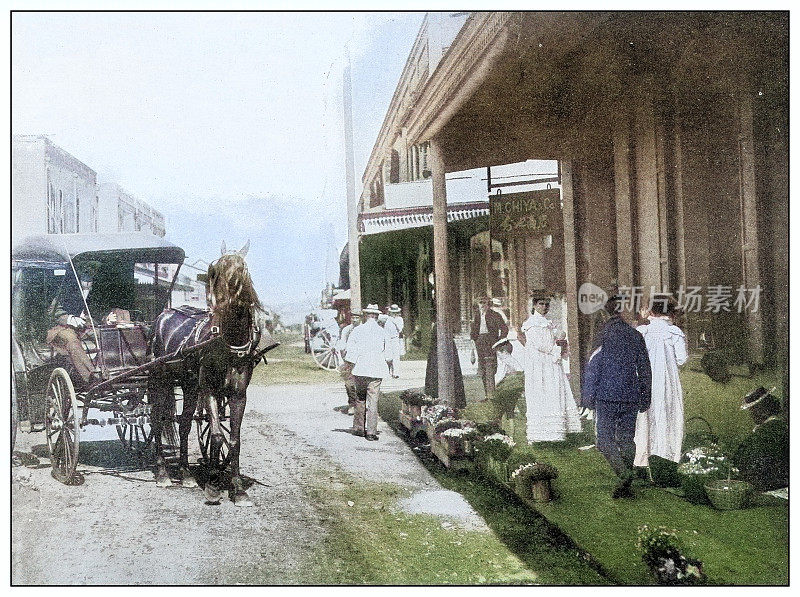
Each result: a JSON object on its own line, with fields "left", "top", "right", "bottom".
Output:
{"left": 307, "top": 308, "right": 343, "bottom": 371}
{"left": 11, "top": 233, "right": 225, "bottom": 484}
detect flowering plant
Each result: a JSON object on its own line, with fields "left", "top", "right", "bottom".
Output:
{"left": 477, "top": 433, "right": 516, "bottom": 461}
{"left": 510, "top": 462, "right": 558, "bottom": 481}
{"left": 636, "top": 525, "right": 705, "bottom": 585}
{"left": 422, "top": 404, "right": 457, "bottom": 425}
{"left": 441, "top": 426, "right": 479, "bottom": 440}
{"left": 434, "top": 418, "right": 463, "bottom": 435}
{"left": 678, "top": 445, "right": 738, "bottom": 478}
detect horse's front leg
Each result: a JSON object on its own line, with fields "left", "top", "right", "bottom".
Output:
{"left": 176, "top": 381, "right": 199, "bottom": 488}
{"left": 228, "top": 389, "right": 251, "bottom": 506}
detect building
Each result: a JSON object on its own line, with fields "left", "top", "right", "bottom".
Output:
{"left": 355, "top": 12, "right": 788, "bottom": 401}
{"left": 98, "top": 182, "right": 166, "bottom": 237}
{"left": 12, "top": 135, "right": 100, "bottom": 245}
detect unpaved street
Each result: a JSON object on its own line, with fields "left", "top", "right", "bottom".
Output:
{"left": 12, "top": 368, "right": 489, "bottom": 585}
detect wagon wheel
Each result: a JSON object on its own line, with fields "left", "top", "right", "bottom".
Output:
{"left": 45, "top": 368, "right": 81, "bottom": 484}
{"left": 312, "top": 331, "right": 343, "bottom": 371}
{"left": 196, "top": 394, "right": 231, "bottom": 469}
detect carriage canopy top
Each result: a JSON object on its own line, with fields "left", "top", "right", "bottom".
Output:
{"left": 12, "top": 232, "right": 186, "bottom": 267}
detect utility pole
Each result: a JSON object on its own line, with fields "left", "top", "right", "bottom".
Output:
{"left": 343, "top": 52, "right": 361, "bottom": 313}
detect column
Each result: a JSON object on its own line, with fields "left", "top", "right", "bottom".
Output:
{"left": 613, "top": 108, "right": 635, "bottom": 287}
{"left": 737, "top": 92, "right": 765, "bottom": 364}
{"left": 430, "top": 138, "right": 456, "bottom": 407}
{"left": 560, "top": 160, "right": 581, "bottom": 396}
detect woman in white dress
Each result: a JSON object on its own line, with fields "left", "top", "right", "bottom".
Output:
{"left": 521, "top": 293, "right": 582, "bottom": 442}
{"left": 633, "top": 297, "right": 688, "bottom": 468}
{"left": 385, "top": 304, "right": 404, "bottom": 378}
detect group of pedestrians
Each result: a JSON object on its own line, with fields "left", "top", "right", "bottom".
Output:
{"left": 472, "top": 290, "right": 687, "bottom": 498}
{"left": 582, "top": 294, "right": 688, "bottom": 498}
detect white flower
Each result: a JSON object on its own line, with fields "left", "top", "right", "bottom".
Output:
{"left": 483, "top": 433, "right": 515, "bottom": 447}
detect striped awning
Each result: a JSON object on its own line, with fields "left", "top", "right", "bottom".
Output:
{"left": 358, "top": 201, "right": 489, "bottom": 235}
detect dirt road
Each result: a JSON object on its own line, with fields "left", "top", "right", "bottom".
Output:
{"left": 11, "top": 368, "right": 489, "bottom": 584}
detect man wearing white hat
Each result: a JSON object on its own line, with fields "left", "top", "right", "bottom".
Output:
{"left": 385, "top": 303, "right": 404, "bottom": 378}
{"left": 344, "top": 304, "right": 390, "bottom": 441}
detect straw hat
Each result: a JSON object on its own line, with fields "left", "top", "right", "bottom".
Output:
{"left": 363, "top": 304, "right": 382, "bottom": 315}
{"left": 388, "top": 304, "right": 401, "bottom": 314}
{"left": 491, "top": 298, "right": 503, "bottom": 307}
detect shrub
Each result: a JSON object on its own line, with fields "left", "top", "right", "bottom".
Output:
{"left": 636, "top": 526, "right": 706, "bottom": 586}
{"left": 506, "top": 450, "right": 539, "bottom": 474}
{"left": 732, "top": 416, "right": 789, "bottom": 491}
{"left": 399, "top": 388, "right": 436, "bottom": 407}
{"left": 434, "top": 418, "right": 463, "bottom": 435}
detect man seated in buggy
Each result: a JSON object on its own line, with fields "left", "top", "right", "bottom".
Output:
{"left": 45, "top": 260, "right": 136, "bottom": 387}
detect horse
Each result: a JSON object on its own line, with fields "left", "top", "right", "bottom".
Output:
{"left": 148, "top": 240, "right": 271, "bottom": 505}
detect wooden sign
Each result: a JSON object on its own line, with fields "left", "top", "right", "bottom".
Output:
{"left": 489, "top": 188, "right": 561, "bottom": 238}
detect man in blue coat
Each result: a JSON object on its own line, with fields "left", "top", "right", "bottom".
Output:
{"left": 582, "top": 296, "right": 652, "bottom": 498}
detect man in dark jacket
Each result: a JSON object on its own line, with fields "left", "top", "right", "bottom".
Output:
{"left": 582, "top": 296, "right": 651, "bottom": 498}
{"left": 470, "top": 297, "right": 508, "bottom": 400}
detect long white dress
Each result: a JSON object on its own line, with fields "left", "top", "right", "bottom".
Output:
{"left": 633, "top": 316, "right": 689, "bottom": 466}
{"left": 522, "top": 311, "right": 582, "bottom": 442}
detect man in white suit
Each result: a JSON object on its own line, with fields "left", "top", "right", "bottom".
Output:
{"left": 344, "top": 304, "right": 389, "bottom": 441}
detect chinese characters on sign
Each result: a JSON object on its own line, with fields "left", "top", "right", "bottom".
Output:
{"left": 489, "top": 188, "right": 561, "bottom": 238}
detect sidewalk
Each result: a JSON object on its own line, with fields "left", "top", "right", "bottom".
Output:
{"left": 246, "top": 360, "right": 489, "bottom": 530}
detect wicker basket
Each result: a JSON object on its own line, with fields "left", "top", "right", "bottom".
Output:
{"left": 704, "top": 479, "right": 752, "bottom": 510}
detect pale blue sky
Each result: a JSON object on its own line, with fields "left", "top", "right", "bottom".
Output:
{"left": 12, "top": 11, "right": 424, "bottom": 323}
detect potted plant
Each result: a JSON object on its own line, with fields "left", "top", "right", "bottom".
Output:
{"left": 476, "top": 433, "right": 516, "bottom": 484}
{"left": 677, "top": 445, "right": 738, "bottom": 504}
{"left": 704, "top": 478, "right": 753, "bottom": 510}
{"left": 440, "top": 425, "right": 479, "bottom": 457}
{"left": 511, "top": 462, "right": 559, "bottom": 502}
{"left": 399, "top": 388, "right": 435, "bottom": 419}
{"left": 636, "top": 525, "right": 706, "bottom": 586}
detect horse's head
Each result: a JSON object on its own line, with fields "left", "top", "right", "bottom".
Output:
{"left": 207, "top": 240, "right": 261, "bottom": 314}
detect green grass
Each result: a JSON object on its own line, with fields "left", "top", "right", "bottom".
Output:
{"left": 251, "top": 331, "right": 341, "bottom": 385}
{"left": 304, "top": 476, "right": 550, "bottom": 585}
{"left": 381, "top": 367, "right": 788, "bottom": 585}
{"left": 378, "top": 384, "right": 610, "bottom": 585}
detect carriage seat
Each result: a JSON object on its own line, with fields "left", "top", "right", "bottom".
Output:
{"left": 94, "top": 324, "right": 149, "bottom": 378}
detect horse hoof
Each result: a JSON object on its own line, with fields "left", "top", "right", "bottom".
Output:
{"left": 180, "top": 476, "right": 198, "bottom": 489}
{"left": 232, "top": 492, "right": 253, "bottom": 507}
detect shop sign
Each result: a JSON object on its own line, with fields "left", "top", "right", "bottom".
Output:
{"left": 489, "top": 188, "right": 561, "bottom": 237}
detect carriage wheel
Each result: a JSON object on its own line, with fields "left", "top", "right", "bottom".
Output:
{"left": 312, "top": 331, "right": 343, "bottom": 371}
{"left": 196, "top": 394, "right": 231, "bottom": 469}
{"left": 45, "top": 368, "right": 81, "bottom": 484}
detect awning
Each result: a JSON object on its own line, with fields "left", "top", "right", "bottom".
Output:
{"left": 358, "top": 201, "right": 489, "bottom": 235}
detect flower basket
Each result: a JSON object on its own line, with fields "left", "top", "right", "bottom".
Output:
{"left": 511, "top": 462, "right": 558, "bottom": 502}
{"left": 680, "top": 473, "right": 715, "bottom": 504}
{"left": 704, "top": 479, "right": 752, "bottom": 510}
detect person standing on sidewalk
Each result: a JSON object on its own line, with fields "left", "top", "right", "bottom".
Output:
{"left": 344, "top": 304, "right": 389, "bottom": 441}
{"left": 385, "top": 304, "right": 404, "bottom": 379}
{"left": 334, "top": 309, "right": 362, "bottom": 415}
{"left": 581, "top": 296, "right": 652, "bottom": 498}
{"left": 470, "top": 297, "right": 508, "bottom": 401}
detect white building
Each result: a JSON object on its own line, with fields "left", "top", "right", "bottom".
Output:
{"left": 12, "top": 135, "right": 99, "bottom": 245}
{"left": 98, "top": 182, "right": 166, "bottom": 237}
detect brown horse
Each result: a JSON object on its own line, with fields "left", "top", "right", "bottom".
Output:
{"left": 148, "top": 241, "right": 273, "bottom": 505}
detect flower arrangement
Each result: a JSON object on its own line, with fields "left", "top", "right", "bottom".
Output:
{"left": 510, "top": 462, "right": 558, "bottom": 481}
{"left": 422, "top": 404, "right": 457, "bottom": 426}
{"left": 440, "top": 424, "right": 479, "bottom": 457}
{"left": 477, "top": 433, "right": 516, "bottom": 461}
{"left": 399, "top": 389, "right": 436, "bottom": 408}
{"left": 434, "top": 417, "right": 463, "bottom": 435}
{"left": 636, "top": 525, "right": 705, "bottom": 585}
{"left": 678, "top": 444, "right": 738, "bottom": 504}
{"left": 440, "top": 426, "right": 479, "bottom": 440}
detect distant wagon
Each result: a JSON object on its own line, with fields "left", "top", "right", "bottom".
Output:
{"left": 307, "top": 308, "right": 343, "bottom": 371}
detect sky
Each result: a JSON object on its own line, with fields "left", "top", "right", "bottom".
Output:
{"left": 11, "top": 11, "right": 425, "bottom": 323}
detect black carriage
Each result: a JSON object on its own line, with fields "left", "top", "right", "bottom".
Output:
{"left": 11, "top": 233, "right": 208, "bottom": 483}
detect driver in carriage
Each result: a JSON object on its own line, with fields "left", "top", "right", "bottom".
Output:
{"left": 46, "top": 260, "right": 135, "bottom": 386}
{"left": 46, "top": 260, "right": 100, "bottom": 386}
